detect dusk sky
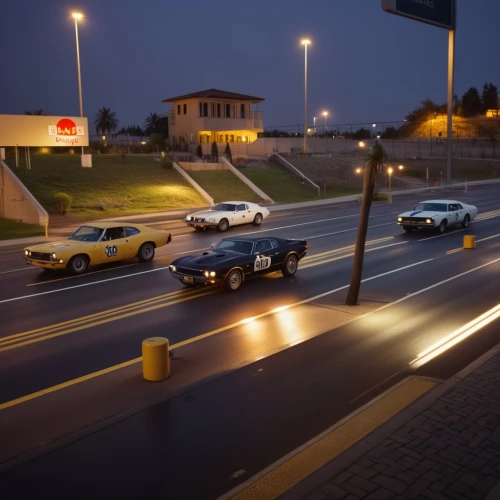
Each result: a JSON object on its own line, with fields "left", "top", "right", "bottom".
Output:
{"left": 1, "top": 1, "right": 499, "bottom": 133}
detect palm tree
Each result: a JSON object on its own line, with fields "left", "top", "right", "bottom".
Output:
{"left": 24, "top": 109, "right": 45, "bottom": 115}
{"left": 144, "top": 112, "right": 160, "bottom": 135}
{"left": 346, "top": 140, "right": 388, "bottom": 306}
{"left": 94, "top": 107, "right": 119, "bottom": 136}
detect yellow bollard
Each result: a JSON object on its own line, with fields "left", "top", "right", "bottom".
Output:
{"left": 463, "top": 235, "right": 476, "bottom": 249}
{"left": 142, "top": 337, "right": 171, "bottom": 381}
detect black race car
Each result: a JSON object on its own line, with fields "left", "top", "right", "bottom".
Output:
{"left": 169, "top": 236, "right": 308, "bottom": 292}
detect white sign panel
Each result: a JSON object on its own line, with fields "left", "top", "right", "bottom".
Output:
{"left": 0, "top": 115, "right": 89, "bottom": 147}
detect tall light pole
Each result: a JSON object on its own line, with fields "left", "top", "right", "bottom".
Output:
{"left": 387, "top": 167, "right": 393, "bottom": 204}
{"left": 72, "top": 12, "right": 84, "bottom": 155}
{"left": 301, "top": 39, "right": 311, "bottom": 154}
{"left": 313, "top": 116, "right": 316, "bottom": 135}
{"left": 323, "top": 111, "right": 328, "bottom": 134}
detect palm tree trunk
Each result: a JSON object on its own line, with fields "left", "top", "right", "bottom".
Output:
{"left": 345, "top": 163, "right": 376, "bottom": 305}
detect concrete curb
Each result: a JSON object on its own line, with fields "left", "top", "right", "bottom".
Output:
{"left": 277, "top": 341, "right": 500, "bottom": 500}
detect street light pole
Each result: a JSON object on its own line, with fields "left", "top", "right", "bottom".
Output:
{"left": 323, "top": 111, "right": 328, "bottom": 134}
{"left": 313, "top": 116, "right": 316, "bottom": 135}
{"left": 301, "top": 39, "right": 311, "bottom": 154}
{"left": 388, "top": 167, "right": 393, "bottom": 204}
{"left": 72, "top": 12, "right": 84, "bottom": 155}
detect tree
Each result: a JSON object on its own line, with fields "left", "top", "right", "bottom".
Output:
{"left": 196, "top": 145, "right": 203, "bottom": 159}
{"left": 211, "top": 141, "right": 219, "bottom": 161}
{"left": 481, "top": 83, "right": 498, "bottom": 113}
{"left": 346, "top": 140, "right": 388, "bottom": 306}
{"left": 149, "top": 133, "right": 166, "bottom": 153}
{"left": 224, "top": 142, "right": 233, "bottom": 163}
{"left": 94, "top": 107, "right": 119, "bottom": 135}
{"left": 460, "top": 87, "right": 482, "bottom": 117}
{"left": 24, "top": 109, "right": 45, "bottom": 115}
{"left": 117, "top": 125, "right": 144, "bottom": 136}
{"left": 405, "top": 99, "right": 444, "bottom": 123}
{"left": 144, "top": 113, "right": 169, "bottom": 137}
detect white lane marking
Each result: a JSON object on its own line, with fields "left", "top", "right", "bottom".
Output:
{"left": 0, "top": 267, "right": 170, "bottom": 304}
{"left": 301, "top": 222, "right": 395, "bottom": 240}
{"left": 0, "top": 267, "right": 37, "bottom": 275}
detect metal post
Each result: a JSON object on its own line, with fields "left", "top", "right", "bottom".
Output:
{"left": 74, "top": 16, "right": 85, "bottom": 156}
{"left": 302, "top": 42, "right": 309, "bottom": 154}
{"left": 446, "top": 26, "right": 456, "bottom": 186}
{"left": 426, "top": 167, "right": 429, "bottom": 188}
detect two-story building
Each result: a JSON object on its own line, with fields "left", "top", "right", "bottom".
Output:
{"left": 163, "top": 88, "right": 264, "bottom": 150}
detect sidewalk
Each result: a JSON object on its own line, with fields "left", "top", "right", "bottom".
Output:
{"left": 229, "top": 344, "right": 500, "bottom": 500}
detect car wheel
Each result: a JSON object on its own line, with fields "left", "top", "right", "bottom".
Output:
{"left": 217, "top": 218, "right": 229, "bottom": 232}
{"left": 461, "top": 214, "right": 470, "bottom": 228}
{"left": 138, "top": 243, "right": 155, "bottom": 263}
{"left": 223, "top": 269, "right": 242, "bottom": 292}
{"left": 282, "top": 254, "right": 298, "bottom": 277}
{"left": 68, "top": 255, "right": 88, "bottom": 275}
{"left": 253, "top": 213, "right": 263, "bottom": 226}
{"left": 438, "top": 220, "right": 447, "bottom": 234}
{"left": 402, "top": 226, "right": 413, "bottom": 233}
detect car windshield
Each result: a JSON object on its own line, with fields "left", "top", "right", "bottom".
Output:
{"left": 214, "top": 239, "right": 254, "bottom": 255}
{"left": 212, "top": 203, "right": 237, "bottom": 212}
{"left": 415, "top": 203, "right": 447, "bottom": 212}
{"left": 68, "top": 225, "right": 104, "bottom": 242}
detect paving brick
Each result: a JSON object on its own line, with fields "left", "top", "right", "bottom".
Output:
{"left": 422, "top": 470, "right": 441, "bottom": 483}
{"left": 475, "top": 475, "right": 500, "bottom": 494}
{"left": 348, "top": 475, "right": 378, "bottom": 494}
{"left": 459, "top": 472, "right": 480, "bottom": 488}
{"left": 342, "top": 495, "right": 360, "bottom": 500}
{"left": 364, "top": 488, "right": 395, "bottom": 500}
{"left": 358, "top": 458, "right": 375, "bottom": 468}
{"left": 398, "top": 448, "right": 424, "bottom": 461}
{"left": 468, "top": 456, "right": 488, "bottom": 471}
{"left": 321, "top": 482, "right": 349, "bottom": 499}
{"left": 385, "top": 450, "right": 404, "bottom": 462}
{"left": 392, "top": 435, "right": 411, "bottom": 445}
{"left": 450, "top": 481, "right": 484, "bottom": 500}
{"left": 418, "top": 458, "right": 436, "bottom": 471}
{"left": 373, "top": 464, "right": 399, "bottom": 477}
{"left": 347, "top": 464, "right": 365, "bottom": 475}
{"left": 410, "top": 429, "right": 431, "bottom": 440}
{"left": 404, "top": 478, "right": 431, "bottom": 500}
{"left": 332, "top": 471, "right": 354, "bottom": 486}
{"left": 358, "top": 469, "right": 377, "bottom": 481}
{"left": 371, "top": 475, "right": 408, "bottom": 495}
{"left": 421, "top": 490, "right": 451, "bottom": 500}
{"left": 343, "top": 481, "right": 369, "bottom": 498}
{"left": 393, "top": 472, "right": 415, "bottom": 486}
{"left": 399, "top": 456, "right": 419, "bottom": 469}
{"left": 306, "top": 491, "right": 329, "bottom": 500}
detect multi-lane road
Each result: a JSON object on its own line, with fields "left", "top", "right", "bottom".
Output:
{"left": 1, "top": 184, "right": 500, "bottom": 499}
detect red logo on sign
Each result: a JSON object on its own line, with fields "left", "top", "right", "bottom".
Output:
{"left": 56, "top": 118, "right": 77, "bottom": 136}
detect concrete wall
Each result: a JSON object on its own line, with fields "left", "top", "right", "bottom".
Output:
{"left": 273, "top": 154, "right": 320, "bottom": 196}
{"left": 0, "top": 160, "right": 49, "bottom": 230}
{"left": 179, "top": 162, "right": 225, "bottom": 171}
{"left": 172, "top": 162, "right": 214, "bottom": 205}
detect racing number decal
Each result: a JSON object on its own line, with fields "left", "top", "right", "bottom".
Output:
{"left": 254, "top": 256, "right": 271, "bottom": 272}
{"left": 105, "top": 245, "right": 118, "bottom": 257}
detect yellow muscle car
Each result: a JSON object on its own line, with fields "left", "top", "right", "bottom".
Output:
{"left": 24, "top": 222, "right": 172, "bottom": 274}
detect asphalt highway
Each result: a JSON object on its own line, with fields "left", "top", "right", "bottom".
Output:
{"left": 1, "top": 184, "right": 500, "bottom": 498}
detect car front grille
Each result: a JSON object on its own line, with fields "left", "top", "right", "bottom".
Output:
{"left": 175, "top": 266, "right": 204, "bottom": 277}
{"left": 194, "top": 217, "right": 205, "bottom": 223}
{"left": 29, "top": 252, "right": 52, "bottom": 261}
{"left": 401, "top": 217, "right": 430, "bottom": 224}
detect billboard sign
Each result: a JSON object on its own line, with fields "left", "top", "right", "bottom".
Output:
{"left": 382, "top": 0, "right": 456, "bottom": 30}
{"left": 0, "top": 115, "right": 89, "bottom": 147}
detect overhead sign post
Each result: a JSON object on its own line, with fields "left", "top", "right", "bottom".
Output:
{"left": 382, "top": 0, "right": 456, "bottom": 186}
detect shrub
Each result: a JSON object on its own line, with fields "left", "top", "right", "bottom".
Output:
{"left": 196, "top": 145, "right": 203, "bottom": 159}
{"left": 224, "top": 142, "right": 233, "bottom": 163}
{"left": 161, "top": 157, "right": 173, "bottom": 169}
{"left": 53, "top": 192, "right": 72, "bottom": 215}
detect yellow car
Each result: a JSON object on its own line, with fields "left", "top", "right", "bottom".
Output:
{"left": 24, "top": 222, "right": 172, "bottom": 274}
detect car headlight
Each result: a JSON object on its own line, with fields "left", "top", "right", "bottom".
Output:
{"left": 170, "top": 265, "right": 177, "bottom": 272}
{"left": 186, "top": 216, "right": 192, "bottom": 222}
{"left": 204, "top": 271, "right": 216, "bottom": 278}
{"left": 397, "top": 217, "right": 402, "bottom": 222}
{"left": 52, "top": 253, "right": 57, "bottom": 259}
{"left": 426, "top": 218, "right": 432, "bottom": 224}
{"left": 25, "top": 250, "right": 29, "bottom": 256}
{"left": 208, "top": 218, "right": 215, "bottom": 223}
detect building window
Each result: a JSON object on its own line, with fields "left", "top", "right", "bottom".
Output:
{"left": 217, "top": 103, "right": 221, "bottom": 118}
{"left": 203, "top": 102, "right": 208, "bottom": 117}
{"left": 199, "top": 102, "right": 202, "bottom": 117}
{"left": 183, "top": 104, "right": 187, "bottom": 114}
{"left": 225, "top": 134, "right": 228, "bottom": 142}
{"left": 177, "top": 105, "right": 181, "bottom": 115}
{"left": 230, "top": 135, "right": 234, "bottom": 143}
{"left": 240, "top": 104, "right": 245, "bottom": 119}
{"left": 211, "top": 103, "right": 216, "bottom": 117}
{"left": 225, "top": 103, "right": 231, "bottom": 118}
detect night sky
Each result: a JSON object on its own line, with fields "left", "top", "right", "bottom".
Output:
{"left": 1, "top": 0, "right": 498, "bottom": 133}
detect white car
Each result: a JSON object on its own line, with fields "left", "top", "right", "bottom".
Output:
{"left": 184, "top": 201, "right": 270, "bottom": 232}
{"left": 397, "top": 199, "right": 478, "bottom": 233}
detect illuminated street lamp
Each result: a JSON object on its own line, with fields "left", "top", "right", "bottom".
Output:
{"left": 322, "top": 111, "right": 328, "bottom": 134}
{"left": 72, "top": 11, "right": 84, "bottom": 155}
{"left": 358, "top": 141, "right": 365, "bottom": 148}
{"left": 313, "top": 116, "right": 316, "bottom": 135}
{"left": 301, "top": 38, "right": 311, "bottom": 153}
{"left": 387, "top": 167, "right": 393, "bottom": 204}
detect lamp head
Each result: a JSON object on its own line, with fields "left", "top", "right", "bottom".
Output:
{"left": 72, "top": 12, "right": 83, "bottom": 20}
